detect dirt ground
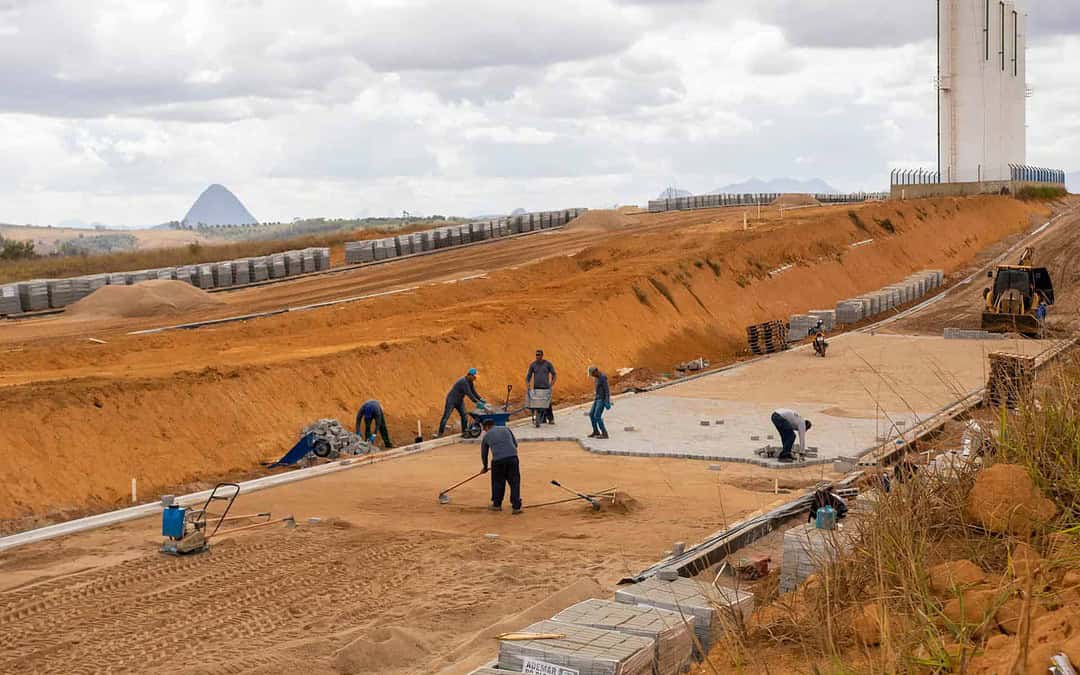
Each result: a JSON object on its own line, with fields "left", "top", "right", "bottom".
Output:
{"left": 0, "top": 224, "right": 213, "bottom": 253}
{"left": 0, "top": 196, "right": 1068, "bottom": 522}
{"left": 0, "top": 442, "right": 836, "bottom": 675}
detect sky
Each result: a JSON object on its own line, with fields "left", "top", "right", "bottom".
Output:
{"left": 0, "top": 0, "right": 1077, "bottom": 227}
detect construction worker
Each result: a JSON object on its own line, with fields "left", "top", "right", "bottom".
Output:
{"left": 587, "top": 365, "right": 611, "bottom": 439}
{"left": 525, "top": 349, "right": 557, "bottom": 424}
{"left": 355, "top": 399, "right": 393, "bottom": 448}
{"left": 771, "top": 408, "right": 812, "bottom": 463}
{"left": 438, "top": 368, "right": 485, "bottom": 437}
{"left": 480, "top": 418, "right": 522, "bottom": 514}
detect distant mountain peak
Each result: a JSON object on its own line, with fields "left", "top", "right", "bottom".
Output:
{"left": 713, "top": 177, "right": 839, "bottom": 194}
{"left": 182, "top": 184, "right": 257, "bottom": 227}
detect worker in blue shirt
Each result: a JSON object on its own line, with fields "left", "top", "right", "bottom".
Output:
{"left": 356, "top": 399, "right": 393, "bottom": 448}
{"left": 587, "top": 365, "right": 611, "bottom": 439}
{"left": 438, "top": 368, "right": 485, "bottom": 437}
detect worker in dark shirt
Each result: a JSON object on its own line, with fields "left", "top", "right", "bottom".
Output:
{"left": 438, "top": 368, "right": 484, "bottom": 437}
{"left": 355, "top": 399, "right": 393, "bottom": 448}
{"left": 481, "top": 419, "right": 522, "bottom": 514}
{"left": 587, "top": 365, "right": 611, "bottom": 439}
{"left": 525, "top": 349, "right": 557, "bottom": 424}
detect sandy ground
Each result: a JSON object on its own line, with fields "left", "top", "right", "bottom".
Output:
{"left": 0, "top": 442, "right": 836, "bottom": 675}
{"left": 0, "top": 196, "right": 1063, "bottom": 523}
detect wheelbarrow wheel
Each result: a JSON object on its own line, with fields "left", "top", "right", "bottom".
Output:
{"left": 464, "top": 422, "right": 483, "bottom": 439}
{"left": 311, "top": 438, "right": 332, "bottom": 458}
{"left": 532, "top": 409, "right": 542, "bottom": 428}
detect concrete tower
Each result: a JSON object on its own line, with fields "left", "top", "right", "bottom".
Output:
{"left": 938, "top": 0, "right": 1027, "bottom": 182}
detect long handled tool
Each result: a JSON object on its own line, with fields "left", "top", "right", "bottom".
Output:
{"left": 439, "top": 471, "right": 485, "bottom": 504}
{"left": 550, "top": 480, "right": 600, "bottom": 511}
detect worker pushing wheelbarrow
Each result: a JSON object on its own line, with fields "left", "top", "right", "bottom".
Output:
{"left": 526, "top": 388, "right": 552, "bottom": 428}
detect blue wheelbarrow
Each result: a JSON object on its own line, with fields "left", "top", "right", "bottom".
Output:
{"left": 463, "top": 385, "right": 522, "bottom": 438}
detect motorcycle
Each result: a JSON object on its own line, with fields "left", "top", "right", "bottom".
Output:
{"left": 813, "top": 332, "right": 828, "bottom": 357}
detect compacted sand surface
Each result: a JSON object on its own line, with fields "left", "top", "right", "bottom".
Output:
{"left": 0, "top": 443, "right": 834, "bottom": 674}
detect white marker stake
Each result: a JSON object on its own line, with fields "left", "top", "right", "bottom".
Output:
{"left": 131, "top": 478, "right": 137, "bottom": 504}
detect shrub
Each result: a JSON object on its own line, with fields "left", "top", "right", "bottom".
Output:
{"left": 848, "top": 211, "right": 868, "bottom": 232}
{"left": 1016, "top": 186, "right": 1068, "bottom": 201}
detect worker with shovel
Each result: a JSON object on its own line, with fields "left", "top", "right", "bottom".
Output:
{"left": 438, "top": 368, "right": 485, "bottom": 437}
{"left": 771, "top": 408, "right": 812, "bottom": 463}
{"left": 356, "top": 399, "right": 393, "bottom": 449}
{"left": 480, "top": 418, "right": 522, "bottom": 514}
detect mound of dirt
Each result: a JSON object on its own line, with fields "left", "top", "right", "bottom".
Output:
{"left": 66, "top": 280, "right": 224, "bottom": 319}
{"left": 333, "top": 626, "right": 431, "bottom": 674}
{"left": 565, "top": 209, "right": 637, "bottom": 232}
{"left": 964, "top": 463, "right": 1058, "bottom": 535}
{"left": 770, "top": 194, "right": 821, "bottom": 208}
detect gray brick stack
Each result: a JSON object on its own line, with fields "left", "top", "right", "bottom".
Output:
{"left": 807, "top": 309, "right": 836, "bottom": 332}
{"left": 195, "top": 265, "right": 215, "bottom": 288}
{"left": 779, "top": 522, "right": 855, "bottom": 594}
{"left": 175, "top": 266, "right": 196, "bottom": 285}
{"left": 213, "top": 262, "right": 234, "bottom": 288}
{"left": 497, "top": 620, "right": 655, "bottom": 675}
{"left": 345, "top": 241, "right": 371, "bottom": 264}
{"left": 107, "top": 273, "right": 127, "bottom": 286}
{"left": 0, "top": 284, "right": 21, "bottom": 314}
{"left": 47, "top": 279, "right": 75, "bottom": 308}
{"left": 249, "top": 258, "right": 269, "bottom": 282}
{"left": 614, "top": 576, "right": 753, "bottom": 652}
{"left": 835, "top": 300, "right": 865, "bottom": 325}
{"left": 154, "top": 268, "right": 176, "bottom": 280}
{"left": 552, "top": 599, "right": 693, "bottom": 675}
{"left": 300, "top": 249, "right": 315, "bottom": 273}
{"left": 126, "top": 270, "right": 152, "bottom": 285}
{"left": 787, "top": 314, "right": 817, "bottom": 341}
{"left": 232, "top": 260, "right": 251, "bottom": 285}
{"left": 284, "top": 251, "right": 303, "bottom": 276}
{"left": 316, "top": 247, "right": 330, "bottom": 270}
{"left": 17, "top": 280, "right": 48, "bottom": 311}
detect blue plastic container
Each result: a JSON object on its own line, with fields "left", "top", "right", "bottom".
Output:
{"left": 815, "top": 505, "right": 837, "bottom": 530}
{"left": 162, "top": 505, "right": 187, "bottom": 538}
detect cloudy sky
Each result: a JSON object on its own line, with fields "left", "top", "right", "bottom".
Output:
{"left": 0, "top": 0, "right": 1077, "bottom": 227}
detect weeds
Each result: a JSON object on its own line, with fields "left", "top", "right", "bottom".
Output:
{"left": 874, "top": 217, "right": 896, "bottom": 234}
{"left": 1016, "top": 186, "right": 1068, "bottom": 201}
{"left": 632, "top": 285, "right": 651, "bottom": 307}
{"left": 848, "top": 211, "right": 868, "bottom": 232}
{"left": 648, "top": 276, "right": 680, "bottom": 311}
{"left": 705, "top": 258, "right": 723, "bottom": 277}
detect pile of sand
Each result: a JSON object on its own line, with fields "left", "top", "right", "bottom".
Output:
{"left": 565, "top": 209, "right": 637, "bottom": 232}
{"left": 770, "top": 194, "right": 821, "bottom": 208}
{"left": 332, "top": 626, "right": 431, "bottom": 674}
{"left": 66, "top": 280, "right": 225, "bottom": 319}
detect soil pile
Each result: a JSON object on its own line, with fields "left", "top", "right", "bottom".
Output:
{"left": 565, "top": 209, "right": 638, "bottom": 232}
{"left": 965, "top": 463, "right": 1058, "bottom": 535}
{"left": 66, "top": 280, "right": 224, "bottom": 319}
{"left": 333, "top": 626, "right": 431, "bottom": 674}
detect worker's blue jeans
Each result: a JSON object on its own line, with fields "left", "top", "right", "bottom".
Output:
{"left": 771, "top": 412, "right": 796, "bottom": 460}
{"left": 589, "top": 399, "right": 608, "bottom": 436}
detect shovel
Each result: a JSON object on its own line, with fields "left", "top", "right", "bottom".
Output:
{"left": 550, "top": 480, "right": 600, "bottom": 511}
{"left": 438, "top": 471, "right": 485, "bottom": 504}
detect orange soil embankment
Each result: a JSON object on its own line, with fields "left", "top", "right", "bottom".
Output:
{"left": 0, "top": 197, "right": 1053, "bottom": 521}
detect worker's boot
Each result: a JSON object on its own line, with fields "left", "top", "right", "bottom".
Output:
{"left": 488, "top": 505, "right": 502, "bottom": 512}
{"left": 598, "top": 432, "right": 609, "bottom": 439}
{"left": 512, "top": 508, "right": 523, "bottom": 515}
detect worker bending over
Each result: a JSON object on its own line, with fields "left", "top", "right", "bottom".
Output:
{"left": 525, "top": 349, "right": 557, "bottom": 424}
{"left": 438, "top": 368, "right": 485, "bottom": 437}
{"left": 771, "top": 408, "right": 812, "bottom": 463}
{"left": 481, "top": 419, "right": 522, "bottom": 514}
{"left": 356, "top": 399, "right": 393, "bottom": 448}
{"left": 588, "top": 366, "right": 611, "bottom": 439}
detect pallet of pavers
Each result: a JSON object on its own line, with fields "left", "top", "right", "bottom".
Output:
{"left": 779, "top": 522, "right": 855, "bottom": 594}
{"left": 497, "top": 619, "right": 655, "bottom": 675}
{"left": 0, "top": 284, "right": 21, "bottom": 315}
{"left": 46, "top": 279, "right": 75, "bottom": 308}
{"left": 613, "top": 576, "right": 753, "bottom": 653}
{"left": 552, "top": 599, "right": 694, "bottom": 675}
{"left": 232, "top": 260, "right": 251, "bottom": 285}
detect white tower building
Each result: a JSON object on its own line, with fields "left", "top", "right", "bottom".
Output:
{"left": 938, "top": 0, "right": 1027, "bottom": 183}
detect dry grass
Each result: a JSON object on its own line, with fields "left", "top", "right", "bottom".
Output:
{"left": 0, "top": 222, "right": 435, "bottom": 284}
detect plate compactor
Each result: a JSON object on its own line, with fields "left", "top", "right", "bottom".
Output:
{"left": 161, "top": 483, "right": 294, "bottom": 556}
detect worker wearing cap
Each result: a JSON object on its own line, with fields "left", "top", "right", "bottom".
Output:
{"left": 481, "top": 419, "right": 522, "bottom": 514}
{"left": 771, "top": 408, "right": 812, "bottom": 463}
{"left": 356, "top": 399, "right": 393, "bottom": 449}
{"left": 438, "top": 368, "right": 485, "bottom": 437}
{"left": 525, "top": 349, "right": 557, "bottom": 424}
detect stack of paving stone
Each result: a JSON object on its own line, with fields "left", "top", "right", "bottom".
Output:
{"left": 779, "top": 522, "right": 855, "bottom": 593}
{"left": 46, "top": 279, "right": 75, "bottom": 308}
{"left": 943, "top": 327, "right": 1005, "bottom": 340}
{"left": 786, "top": 314, "right": 818, "bottom": 341}
{"left": 108, "top": 272, "right": 128, "bottom": 286}
{"left": 154, "top": 268, "right": 176, "bottom": 280}
{"left": 213, "top": 262, "right": 234, "bottom": 287}
{"left": 175, "top": 267, "right": 196, "bottom": 285}
{"left": 284, "top": 251, "right": 303, "bottom": 276}
{"left": 0, "top": 284, "right": 22, "bottom": 314}
{"left": 194, "top": 265, "right": 214, "bottom": 288}
{"left": 250, "top": 257, "right": 270, "bottom": 282}
{"left": 232, "top": 260, "right": 251, "bottom": 285}
{"left": 552, "top": 599, "right": 693, "bottom": 675}
{"left": 746, "top": 319, "right": 789, "bottom": 354}
{"left": 269, "top": 254, "right": 287, "bottom": 278}
{"left": 17, "top": 280, "right": 49, "bottom": 311}
{"left": 126, "top": 270, "right": 152, "bottom": 285}
{"left": 830, "top": 269, "right": 944, "bottom": 326}
{"left": 496, "top": 620, "right": 655, "bottom": 675}
{"left": 835, "top": 300, "right": 865, "bottom": 325}
{"left": 301, "top": 419, "right": 372, "bottom": 458}
{"left": 614, "top": 577, "right": 753, "bottom": 652}
{"left": 71, "top": 274, "right": 109, "bottom": 301}
{"left": 315, "top": 247, "right": 330, "bottom": 270}
{"left": 985, "top": 352, "right": 1036, "bottom": 408}
{"left": 300, "top": 248, "right": 316, "bottom": 273}
{"left": 345, "top": 240, "right": 374, "bottom": 264}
